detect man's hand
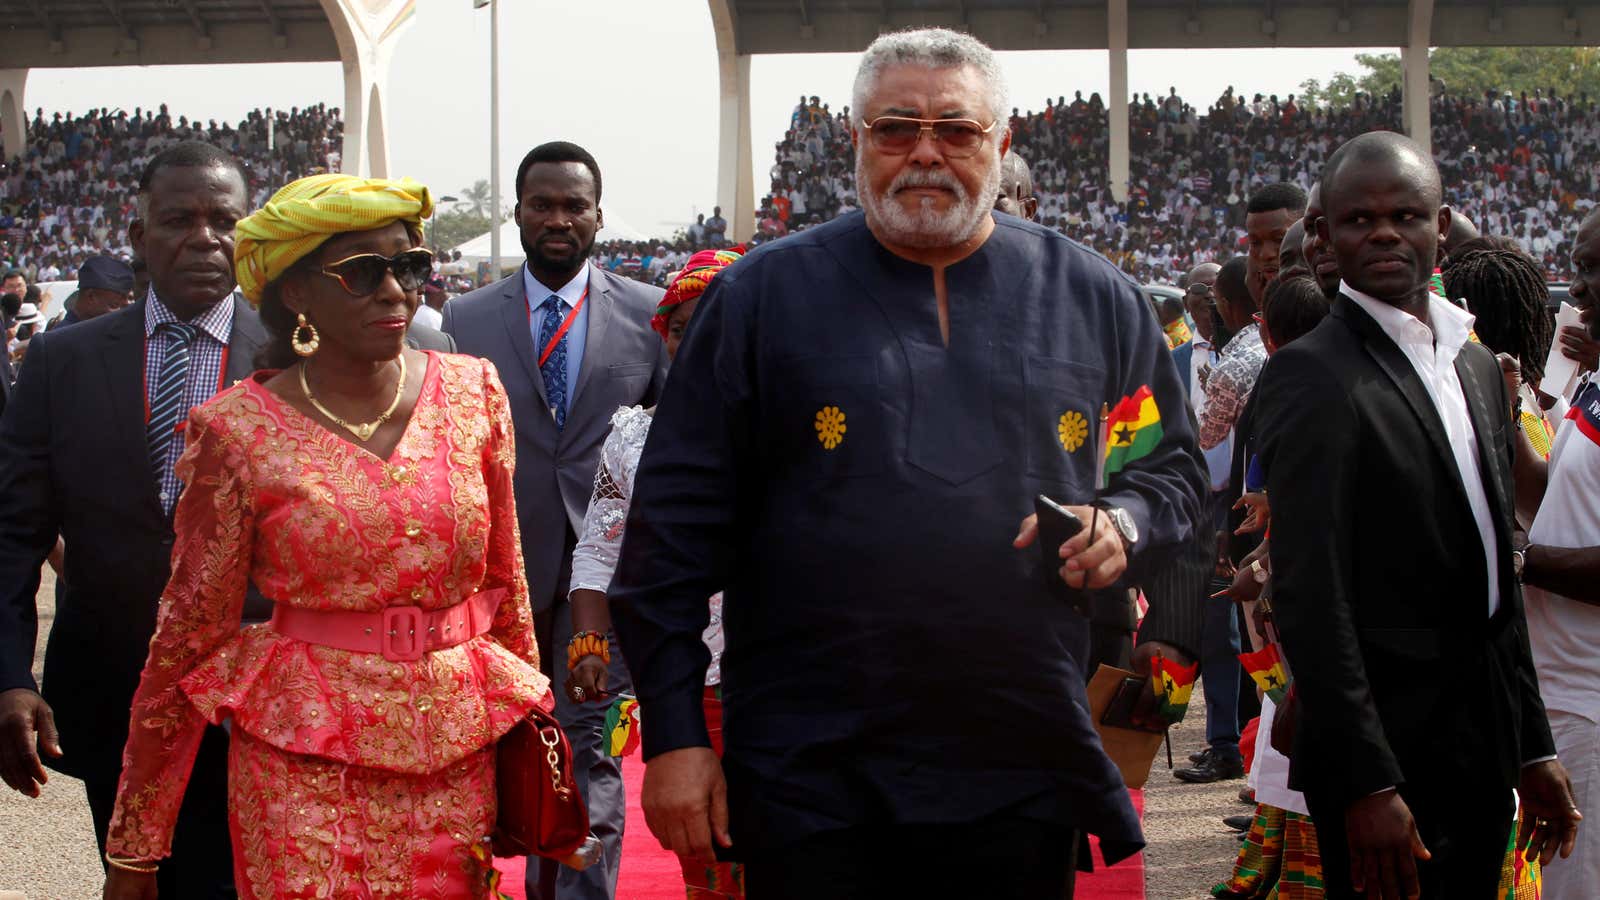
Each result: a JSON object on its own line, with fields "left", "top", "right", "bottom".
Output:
{"left": 0, "top": 687, "right": 61, "bottom": 797}
{"left": 103, "top": 868, "right": 158, "bottom": 900}
{"left": 1345, "top": 789, "right": 1431, "bottom": 900}
{"left": 1518, "top": 759, "right": 1582, "bottom": 866}
{"left": 1013, "top": 507, "right": 1128, "bottom": 590}
{"left": 641, "top": 746, "right": 730, "bottom": 862}
{"left": 1233, "top": 492, "right": 1270, "bottom": 534}
{"left": 1131, "top": 640, "right": 1193, "bottom": 674}
{"left": 566, "top": 656, "right": 608, "bottom": 705}
{"left": 1559, "top": 321, "right": 1599, "bottom": 374}
{"left": 1214, "top": 531, "right": 1236, "bottom": 578}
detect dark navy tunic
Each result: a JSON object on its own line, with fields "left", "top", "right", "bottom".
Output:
{"left": 610, "top": 211, "right": 1206, "bottom": 862}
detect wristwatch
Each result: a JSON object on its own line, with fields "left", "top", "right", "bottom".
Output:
{"left": 1096, "top": 504, "right": 1139, "bottom": 550}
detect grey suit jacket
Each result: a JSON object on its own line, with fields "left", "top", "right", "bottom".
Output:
{"left": 443, "top": 266, "right": 668, "bottom": 613}
{"left": 406, "top": 320, "right": 455, "bottom": 352}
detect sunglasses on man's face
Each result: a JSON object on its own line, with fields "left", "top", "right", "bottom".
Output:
{"left": 860, "top": 116, "right": 999, "bottom": 159}
{"left": 318, "top": 248, "right": 435, "bottom": 297}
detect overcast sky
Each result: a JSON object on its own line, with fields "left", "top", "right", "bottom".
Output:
{"left": 22, "top": 0, "right": 1390, "bottom": 238}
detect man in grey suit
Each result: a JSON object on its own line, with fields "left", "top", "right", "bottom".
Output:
{"left": 443, "top": 141, "right": 667, "bottom": 900}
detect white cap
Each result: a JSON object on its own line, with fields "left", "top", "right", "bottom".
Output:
{"left": 13, "top": 302, "right": 39, "bottom": 325}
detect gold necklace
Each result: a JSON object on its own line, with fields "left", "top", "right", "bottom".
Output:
{"left": 299, "top": 354, "right": 408, "bottom": 442}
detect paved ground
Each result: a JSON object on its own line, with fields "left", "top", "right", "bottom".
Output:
{"left": 1, "top": 568, "right": 1250, "bottom": 898}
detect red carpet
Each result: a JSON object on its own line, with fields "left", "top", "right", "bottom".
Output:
{"left": 496, "top": 758, "right": 1145, "bottom": 899}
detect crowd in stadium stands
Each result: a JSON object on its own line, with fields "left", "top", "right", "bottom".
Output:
{"left": 669, "top": 88, "right": 1597, "bottom": 285}
{"left": 0, "top": 103, "right": 341, "bottom": 283}
{"left": 1, "top": 89, "right": 1591, "bottom": 290}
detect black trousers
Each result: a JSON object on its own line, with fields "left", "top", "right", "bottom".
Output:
{"left": 1308, "top": 781, "right": 1512, "bottom": 899}
{"left": 83, "top": 724, "right": 236, "bottom": 898}
{"left": 744, "top": 817, "right": 1079, "bottom": 899}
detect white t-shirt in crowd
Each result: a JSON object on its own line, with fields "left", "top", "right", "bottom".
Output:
{"left": 412, "top": 303, "right": 443, "bottom": 332}
{"left": 1526, "top": 377, "right": 1600, "bottom": 723}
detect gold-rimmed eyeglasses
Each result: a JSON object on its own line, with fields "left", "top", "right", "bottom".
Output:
{"left": 860, "top": 115, "right": 1000, "bottom": 159}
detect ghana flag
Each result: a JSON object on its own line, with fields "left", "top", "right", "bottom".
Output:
{"left": 1239, "top": 644, "right": 1290, "bottom": 703}
{"left": 605, "top": 697, "right": 641, "bottom": 758}
{"left": 1104, "top": 385, "right": 1163, "bottom": 479}
{"left": 1151, "top": 654, "right": 1198, "bottom": 724}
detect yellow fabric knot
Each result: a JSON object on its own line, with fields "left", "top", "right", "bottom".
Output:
{"left": 233, "top": 174, "right": 434, "bottom": 305}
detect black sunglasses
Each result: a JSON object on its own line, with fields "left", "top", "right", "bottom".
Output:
{"left": 318, "top": 248, "right": 435, "bottom": 297}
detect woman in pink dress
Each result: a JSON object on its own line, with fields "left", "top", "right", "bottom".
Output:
{"left": 103, "top": 174, "right": 550, "bottom": 899}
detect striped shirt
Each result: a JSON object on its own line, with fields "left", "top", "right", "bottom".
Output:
{"left": 144, "top": 291, "right": 233, "bottom": 515}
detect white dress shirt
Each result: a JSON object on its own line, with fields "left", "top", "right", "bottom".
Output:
{"left": 1345, "top": 282, "right": 1502, "bottom": 617}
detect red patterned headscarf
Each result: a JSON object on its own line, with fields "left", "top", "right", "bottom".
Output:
{"left": 652, "top": 245, "right": 745, "bottom": 339}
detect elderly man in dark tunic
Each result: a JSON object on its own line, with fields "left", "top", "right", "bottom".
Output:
{"left": 610, "top": 27, "right": 1207, "bottom": 899}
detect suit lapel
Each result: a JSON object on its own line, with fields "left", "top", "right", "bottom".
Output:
{"left": 225, "top": 295, "right": 266, "bottom": 387}
{"left": 1455, "top": 351, "right": 1514, "bottom": 541}
{"left": 1335, "top": 296, "right": 1469, "bottom": 502}
{"left": 102, "top": 302, "right": 163, "bottom": 518}
{"left": 567, "top": 269, "right": 611, "bottom": 415}
{"left": 498, "top": 271, "right": 552, "bottom": 414}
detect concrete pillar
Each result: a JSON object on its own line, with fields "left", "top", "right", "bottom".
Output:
{"left": 717, "top": 53, "right": 756, "bottom": 243}
{"left": 1107, "top": 0, "right": 1130, "bottom": 203}
{"left": 0, "top": 69, "right": 27, "bottom": 161}
{"left": 318, "top": 0, "right": 413, "bottom": 176}
{"left": 709, "top": 0, "right": 755, "bottom": 242}
{"left": 1402, "top": 0, "right": 1434, "bottom": 156}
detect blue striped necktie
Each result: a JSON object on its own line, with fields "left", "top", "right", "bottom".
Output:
{"left": 147, "top": 321, "right": 199, "bottom": 481}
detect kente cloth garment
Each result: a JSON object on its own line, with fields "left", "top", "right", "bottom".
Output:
{"left": 234, "top": 174, "right": 434, "bottom": 304}
{"left": 610, "top": 212, "right": 1207, "bottom": 862}
{"left": 680, "top": 686, "right": 744, "bottom": 899}
{"left": 1212, "top": 805, "right": 1324, "bottom": 899}
{"left": 107, "top": 353, "right": 549, "bottom": 897}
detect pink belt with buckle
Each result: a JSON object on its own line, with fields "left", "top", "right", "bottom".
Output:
{"left": 269, "top": 589, "right": 506, "bottom": 662}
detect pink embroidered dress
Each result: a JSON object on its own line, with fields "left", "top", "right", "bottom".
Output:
{"left": 107, "top": 353, "right": 550, "bottom": 898}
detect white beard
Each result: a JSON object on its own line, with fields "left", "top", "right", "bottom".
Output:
{"left": 858, "top": 153, "right": 1000, "bottom": 249}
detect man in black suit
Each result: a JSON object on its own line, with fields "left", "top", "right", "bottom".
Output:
{"left": 0, "top": 142, "right": 262, "bottom": 896}
{"left": 1256, "top": 131, "right": 1580, "bottom": 899}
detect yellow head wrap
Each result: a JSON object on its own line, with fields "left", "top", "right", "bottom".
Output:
{"left": 233, "top": 174, "right": 434, "bottom": 305}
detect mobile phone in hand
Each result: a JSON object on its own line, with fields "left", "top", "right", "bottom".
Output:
{"left": 1034, "top": 494, "right": 1084, "bottom": 573}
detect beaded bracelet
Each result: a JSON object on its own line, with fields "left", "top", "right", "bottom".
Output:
{"left": 567, "top": 630, "right": 611, "bottom": 671}
{"left": 105, "top": 852, "right": 159, "bottom": 874}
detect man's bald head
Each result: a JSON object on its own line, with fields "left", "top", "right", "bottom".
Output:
{"left": 1280, "top": 219, "right": 1307, "bottom": 275}
{"left": 996, "top": 151, "right": 1037, "bottom": 221}
{"left": 1322, "top": 131, "right": 1442, "bottom": 209}
{"left": 1320, "top": 131, "right": 1448, "bottom": 307}
{"left": 1442, "top": 210, "right": 1481, "bottom": 256}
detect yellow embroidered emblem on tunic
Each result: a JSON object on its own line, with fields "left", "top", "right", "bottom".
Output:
{"left": 1057, "top": 410, "right": 1088, "bottom": 452}
{"left": 815, "top": 406, "right": 847, "bottom": 450}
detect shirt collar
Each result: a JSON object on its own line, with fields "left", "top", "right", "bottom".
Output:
{"left": 143, "top": 286, "right": 235, "bottom": 345}
{"left": 1342, "top": 280, "right": 1475, "bottom": 358}
{"left": 524, "top": 261, "right": 589, "bottom": 310}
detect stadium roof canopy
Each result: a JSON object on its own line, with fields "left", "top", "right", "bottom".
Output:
{"left": 0, "top": 0, "right": 342, "bottom": 67}
{"left": 722, "top": 0, "right": 1596, "bottom": 54}
{"left": 0, "top": 0, "right": 417, "bottom": 178}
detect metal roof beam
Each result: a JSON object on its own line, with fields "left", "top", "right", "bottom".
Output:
{"left": 24, "top": 0, "right": 59, "bottom": 40}
{"left": 177, "top": 0, "right": 210, "bottom": 37}
{"left": 101, "top": 0, "right": 133, "bottom": 38}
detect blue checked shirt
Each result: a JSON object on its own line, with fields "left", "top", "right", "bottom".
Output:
{"left": 144, "top": 291, "right": 233, "bottom": 515}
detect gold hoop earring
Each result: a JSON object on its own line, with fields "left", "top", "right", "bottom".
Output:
{"left": 292, "top": 312, "right": 320, "bottom": 357}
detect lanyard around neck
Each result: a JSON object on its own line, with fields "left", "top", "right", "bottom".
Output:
{"left": 529, "top": 284, "right": 589, "bottom": 369}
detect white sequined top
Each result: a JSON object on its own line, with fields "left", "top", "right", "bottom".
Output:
{"left": 570, "top": 406, "right": 725, "bottom": 685}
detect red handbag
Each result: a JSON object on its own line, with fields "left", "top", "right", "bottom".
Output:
{"left": 496, "top": 702, "right": 595, "bottom": 866}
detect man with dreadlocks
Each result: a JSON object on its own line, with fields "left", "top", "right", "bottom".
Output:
{"left": 1502, "top": 207, "right": 1600, "bottom": 899}
{"left": 1441, "top": 237, "right": 1560, "bottom": 482}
